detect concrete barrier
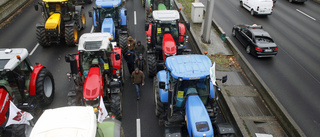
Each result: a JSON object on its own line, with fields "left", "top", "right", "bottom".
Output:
{"left": 0, "top": 0, "right": 30, "bottom": 24}
{"left": 212, "top": 19, "right": 306, "bottom": 137}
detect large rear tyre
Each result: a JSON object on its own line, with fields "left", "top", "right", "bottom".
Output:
{"left": 65, "top": 26, "right": 78, "bottom": 47}
{"left": 119, "top": 34, "right": 128, "bottom": 54}
{"left": 36, "top": 68, "right": 55, "bottom": 107}
{"left": 11, "top": 124, "right": 32, "bottom": 137}
{"left": 36, "top": 27, "right": 50, "bottom": 47}
{"left": 111, "top": 93, "right": 122, "bottom": 120}
{"left": 148, "top": 54, "right": 157, "bottom": 78}
{"left": 154, "top": 76, "right": 164, "bottom": 117}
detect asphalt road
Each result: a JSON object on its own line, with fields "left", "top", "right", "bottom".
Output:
{"left": 211, "top": 0, "right": 320, "bottom": 136}
{"left": 0, "top": 0, "right": 164, "bottom": 136}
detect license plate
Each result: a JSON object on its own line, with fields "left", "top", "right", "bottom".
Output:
{"left": 265, "top": 49, "right": 272, "bottom": 52}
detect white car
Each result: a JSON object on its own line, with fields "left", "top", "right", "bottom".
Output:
{"left": 240, "top": 0, "right": 273, "bottom": 16}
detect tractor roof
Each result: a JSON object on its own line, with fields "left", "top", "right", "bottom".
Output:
{"left": 30, "top": 106, "right": 97, "bottom": 137}
{"left": 42, "top": 0, "right": 68, "bottom": 2}
{"left": 166, "top": 55, "right": 212, "bottom": 80}
{"left": 78, "top": 33, "right": 112, "bottom": 52}
{"left": 96, "top": 0, "right": 122, "bottom": 8}
{"left": 152, "top": 10, "right": 180, "bottom": 21}
{"left": 0, "top": 48, "right": 28, "bottom": 71}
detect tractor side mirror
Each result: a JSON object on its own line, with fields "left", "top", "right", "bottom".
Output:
{"left": 185, "top": 22, "right": 190, "bottom": 30}
{"left": 88, "top": 11, "right": 93, "bottom": 17}
{"left": 222, "top": 75, "right": 227, "bottom": 83}
{"left": 159, "top": 81, "right": 165, "bottom": 89}
{"left": 34, "top": 4, "right": 38, "bottom": 11}
{"left": 145, "top": 23, "right": 149, "bottom": 31}
{"left": 65, "top": 54, "right": 71, "bottom": 62}
{"left": 115, "top": 54, "right": 120, "bottom": 60}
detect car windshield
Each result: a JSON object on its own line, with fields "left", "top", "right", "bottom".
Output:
{"left": 255, "top": 36, "right": 274, "bottom": 44}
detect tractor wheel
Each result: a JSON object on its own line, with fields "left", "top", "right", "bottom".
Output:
{"left": 36, "top": 68, "right": 55, "bottom": 107}
{"left": 81, "top": 13, "right": 86, "bottom": 30}
{"left": 11, "top": 124, "right": 32, "bottom": 137}
{"left": 119, "top": 34, "right": 128, "bottom": 55}
{"left": 36, "top": 27, "right": 50, "bottom": 47}
{"left": 65, "top": 26, "right": 78, "bottom": 47}
{"left": 154, "top": 76, "right": 164, "bottom": 117}
{"left": 111, "top": 93, "right": 122, "bottom": 120}
{"left": 148, "top": 54, "right": 157, "bottom": 78}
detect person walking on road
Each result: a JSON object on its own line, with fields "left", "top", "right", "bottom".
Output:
{"left": 131, "top": 68, "right": 145, "bottom": 100}
{"left": 134, "top": 54, "right": 147, "bottom": 72}
{"left": 135, "top": 41, "right": 145, "bottom": 57}
{"left": 127, "top": 36, "right": 136, "bottom": 52}
{"left": 124, "top": 50, "right": 136, "bottom": 74}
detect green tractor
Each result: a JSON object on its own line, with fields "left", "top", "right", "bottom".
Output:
{"left": 144, "top": 0, "right": 174, "bottom": 20}
{"left": 34, "top": 0, "right": 86, "bottom": 47}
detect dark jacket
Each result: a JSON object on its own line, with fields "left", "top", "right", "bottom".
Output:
{"left": 124, "top": 50, "right": 136, "bottom": 64}
{"left": 134, "top": 58, "right": 147, "bottom": 71}
{"left": 131, "top": 70, "right": 145, "bottom": 84}
{"left": 127, "top": 36, "right": 136, "bottom": 51}
{"left": 135, "top": 42, "right": 146, "bottom": 56}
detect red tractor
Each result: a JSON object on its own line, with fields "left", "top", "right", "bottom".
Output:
{"left": 65, "top": 33, "right": 123, "bottom": 120}
{"left": 0, "top": 48, "right": 55, "bottom": 136}
{"left": 145, "top": 10, "right": 190, "bottom": 77}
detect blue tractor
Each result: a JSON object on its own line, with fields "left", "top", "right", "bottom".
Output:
{"left": 89, "top": 0, "right": 128, "bottom": 54}
{"left": 154, "top": 55, "right": 234, "bottom": 136}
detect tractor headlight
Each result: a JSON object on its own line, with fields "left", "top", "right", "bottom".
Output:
{"left": 147, "top": 37, "right": 151, "bottom": 44}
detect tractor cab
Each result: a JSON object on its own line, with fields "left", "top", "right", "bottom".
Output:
{"left": 145, "top": 0, "right": 174, "bottom": 19}
{"left": 0, "top": 49, "right": 34, "bottom": 103}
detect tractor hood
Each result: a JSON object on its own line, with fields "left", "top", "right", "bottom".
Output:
{"left": 83, "top": 67, "right": 102, "bottom": 100}
{"left": 0, "top": 88, "right": 11, "bottom": 125}
{"left": 96, "top": 0, "right": 121, "bottom": 7}
{"left": 101, "top": 18, "right": 115, "bottom": 41}
{"left": 162, "top": 33, "right": 177, "bottom": 56}
{"left": 186, "top": 95, "right": 213, "bottom": 137}
{"left": 45, "top": 13, "right": 61, "bottom": 30}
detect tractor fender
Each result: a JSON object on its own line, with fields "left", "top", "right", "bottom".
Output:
{"left": 209, "top": 81, "right": 215, "bottom": 99}
{"left": 111, "top": 47, "right": 122, "bottom": 75}
{"left": 0, "top": 88, "right": 12, "bottom": 125}
{"left": 158, "top": 70, "right": 168, "bottom": 103}
{"left": 178, "top": 23, "right": 186, "bottom": 43}
{"left": 185, "top": 95, "right": 214, "bottom": 137}
{"left": 36, "top": 22, "right": 45, "bottom": 28}
{"left": 119, "top": 8, "right": 127, "bottom": 26}
{"left": 30, "top": 64, "right": 45, "bottom": 96}
{"left": 145, "top": 23, "right": 152, "bottom": 37}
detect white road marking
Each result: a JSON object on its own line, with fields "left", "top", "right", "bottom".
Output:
{"left": 136, "top": 118, "right": 141, "bottom": 137}
{"left": 296, "top": 9, "right": 316, "bottom": 21}
{"left": 134, "top": 11, "right": 137, "bottom": 25}
{"left": 90, "top": 25, "right": 94, "bottom": 33}
{"left": 29, "top": 43, "right": 39, "bottom": 56}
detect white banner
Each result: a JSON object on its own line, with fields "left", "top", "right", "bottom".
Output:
{"left": 210, "top": 62, "right": 216, "bottom": 85}
{"left": 98, "top": 97, "right": 108, "bottom": 123}
{"left": 5, "top": 101, "right": 33, "bottom": 127}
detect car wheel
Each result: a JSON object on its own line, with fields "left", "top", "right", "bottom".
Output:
{"left": 246, "top": 45, "right": 251, "bottom": 54}
{"left": 232, "top": 29, "right": 236, "bottom": 37}
{"left": 251, "top": 9, "right": 254, "bottom": 16}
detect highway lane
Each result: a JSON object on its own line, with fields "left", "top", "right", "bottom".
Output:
{"left": 123, "top": 0, "right": 164, "bottom": 136}
{"left": 0, "top": 0, "right": 164, "bottom": 136}
{"left": 212, "top": 0, "right": 320, "bottom": 136}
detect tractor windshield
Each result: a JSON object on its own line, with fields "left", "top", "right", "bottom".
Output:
{"left": 99, "top": 7, "right": 119, "bottom": 26}
{"left": 44, "top": 2, "right": 72, "bottom": 21}
{"left": 156, "top": 21, "right": 179, "bottom": 44}
{"left": 153, "top": 0, "right": 171, "bottom": 10}
{"left": 80, "top": 51, "right": 109, "bottom": 77}
{"left": 175, "top": 78, "right": 209, "bottom": 106}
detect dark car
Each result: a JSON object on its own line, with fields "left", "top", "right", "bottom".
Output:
{"left": 232, "top": 24, "right": 278, "bottom": 57}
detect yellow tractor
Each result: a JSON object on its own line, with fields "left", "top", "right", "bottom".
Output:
{"left": 34, "top": 0, "right": 86, "bottom": 47}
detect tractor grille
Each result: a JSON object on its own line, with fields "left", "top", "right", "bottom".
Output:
{"left": 46, "top": 29, "right": 58, "bottom": 36}
{"left": 86, "top": 88, "right": 98, "bottom": 96}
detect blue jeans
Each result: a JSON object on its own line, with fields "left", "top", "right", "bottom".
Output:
{"left": 134, "top": 84, "right": 141, "bottom": 98}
